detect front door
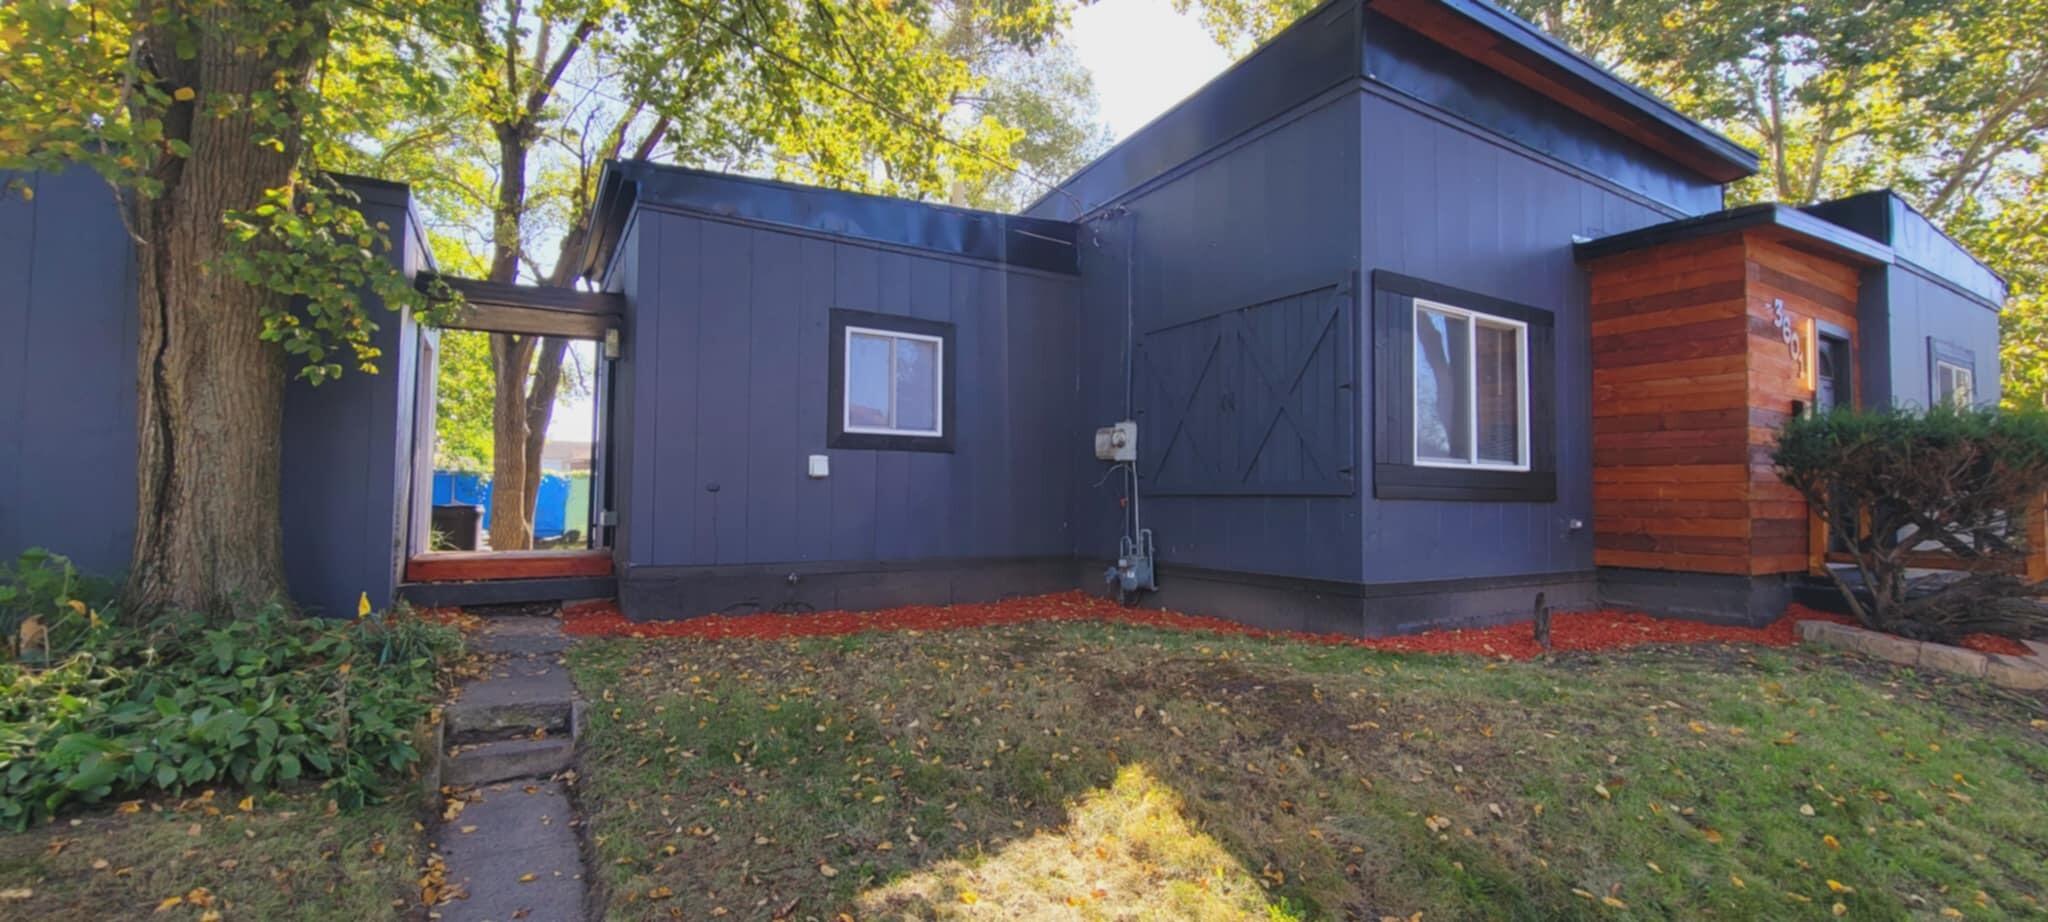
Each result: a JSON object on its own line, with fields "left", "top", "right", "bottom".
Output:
{"left": 1815, "top": 333, "right": 1851, "bottom": 411}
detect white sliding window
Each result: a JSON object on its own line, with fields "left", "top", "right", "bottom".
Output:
{"left": 1412, "top": 298, "right": 1529, "bottom": 471}
{"left": 843, "top": 325, "right": 944, "bottom": 438}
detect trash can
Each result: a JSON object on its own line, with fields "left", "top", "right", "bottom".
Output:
{"left": 431, "top": 504, "right": 482, "bottom": 551}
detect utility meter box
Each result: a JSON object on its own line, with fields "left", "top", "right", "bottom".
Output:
{"left": 1094, "top": 420, "right": 1137, "bottom": 462}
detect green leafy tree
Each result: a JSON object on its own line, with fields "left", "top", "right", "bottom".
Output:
{"left": 1175, "top": 0, "right": 2048, "bottom": 406}
{"left": 334, "top": 0, "right": 1084, "bottom": 548}
{"left": 0, "top": 0, "right": 462, "bottom": 614}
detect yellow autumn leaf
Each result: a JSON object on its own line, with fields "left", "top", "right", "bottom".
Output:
{"left": 155, "top": 895, "right": 183, "bottom": 912}
{"left": 1603, "top": 896, "right": 1629, "bottom": 909}
{"left": 1832, "top": 902, "right": 1848, "bottom": 916}
{"left": 1823, "top": 834, "right": 1842, "bottom": 850}
{"left": 67, "top": 599, "right": 86, "bottom": 615}
{"left": 357, "top": 592, "right": 372, "bottom": 618}
{"left": 518, "top": 873, "right": 537, "bottom": 883}
{"left": 237, "top": 796, "right": 254, "bottom": 812}
{"left": 959, "top": 890, "right": 980, "bottom": 905}
{"left": 1827, "top": 880, "right": 1853, "bottom": 893}
{"left": 173, "top": 86, "right": 195, "bottom": 101}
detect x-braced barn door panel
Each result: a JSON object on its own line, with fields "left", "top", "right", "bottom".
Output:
{"left": 1137, "top": 277, "right": 1357, "bottom": 496}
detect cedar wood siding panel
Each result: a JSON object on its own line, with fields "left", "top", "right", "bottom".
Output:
{"left": 1066, "top": 93, "right": 1365, "bottom": 584}
{"left": 1584, "top": 234, "right": 1750, "bottom": 575}
{"left": 1741, "top": 232, "right": 1859, "bottom": 575}
{"left": 618, "top": 208, "right": 1079, "bottom": 585}
{"left": 0, "top": 170, "right": 139, "bottom": 575}
{"left": 1359, "top": 91, "right": 1681, "bottom": 583}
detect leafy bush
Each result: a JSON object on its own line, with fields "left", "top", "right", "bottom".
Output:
{"left": 0, "top": 548, "right": 120, "bottom": 663}
{"left": 0, "top": 550, "right": 460, "bottom": 829}
{"left": 1774, "top": 405, "right": 2048, "bottom": 640}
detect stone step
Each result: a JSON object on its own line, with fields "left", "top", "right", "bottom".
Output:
{"left": 444, "top": 737, "right": 575, "bottom": 787}
{"left": 444, "top": 659, "right": 580, "bottom": 740}
{"left": 435, "top": 779, "right": 586, "bottom": 922}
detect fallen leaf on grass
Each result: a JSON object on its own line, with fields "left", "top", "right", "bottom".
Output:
{"left": 0, "top": 888, "right": 30, "bottom": 900}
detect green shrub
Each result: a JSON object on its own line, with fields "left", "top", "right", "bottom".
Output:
{"left": 0, "top": 550, "right": 460, "bottom": 829}
{"left": 1774, "top": 405, "right": 2048, "bottom": 640}
{"left": 0, "top": 548, "right": 120, "bottom": 663}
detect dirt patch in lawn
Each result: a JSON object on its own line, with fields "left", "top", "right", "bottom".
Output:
{"left": 0, "top": 790, "right": 428, "bottom": 921}
{"left": 569, "top": 620, "right": 2048, "bottom": 920}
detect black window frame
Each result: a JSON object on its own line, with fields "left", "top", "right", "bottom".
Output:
{"left": 1372, "top": 271, "right": 1556, "bottom": 502}
{"left": 827, "top": 308, "right": 957, "bottom": 453}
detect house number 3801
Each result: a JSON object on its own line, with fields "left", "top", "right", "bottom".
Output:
{"left": 1771, "top": 298, "right": 1806, "bottom": 378}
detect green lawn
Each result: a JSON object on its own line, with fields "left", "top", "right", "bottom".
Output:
{"left": 568, "top": 621, "right": 2048, "bottom": 921}
{"left": 0, "top": 790, "right": 424, "bottom": 921}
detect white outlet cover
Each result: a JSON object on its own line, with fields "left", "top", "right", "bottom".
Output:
{"left": 807, "top": 454, "right": 830, "bottom": 478}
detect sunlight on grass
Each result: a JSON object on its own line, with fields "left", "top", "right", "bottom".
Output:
{"left": 857, "top": 763, "right": 1294, "bottom": 920}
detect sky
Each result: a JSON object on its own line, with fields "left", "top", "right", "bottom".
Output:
{"left": 544, "top": 0, "right": 1234, "bottom": 443}
{"left": 1066, "top": 0, "right": 1235, "bottom": 139}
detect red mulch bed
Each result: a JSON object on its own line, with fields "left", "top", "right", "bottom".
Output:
{"left": 556, "top": 592, "right": 2036, "bottom": 660}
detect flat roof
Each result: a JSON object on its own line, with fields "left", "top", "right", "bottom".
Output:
{"left": 1028, "top": 0, "right": 1758, "bottom": 216}
{"left": 583, "top": 161, "right": 1079, "bottom": 282}
{"left": 1387, "top": 0, "right": 1757, "bottom": 181}
{"left": 1572, "top": 203, "right": 1895, "bottom": 266}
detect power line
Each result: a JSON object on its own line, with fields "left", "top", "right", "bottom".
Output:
{"left": 338, "top": 0, "right": 1081, "bottom": 212}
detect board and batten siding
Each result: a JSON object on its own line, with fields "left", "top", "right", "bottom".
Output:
{"left": 0, "top": 171, "right": 430, "bottom": 616}
{"left": 1358, "top": 89, "right": 1685, "bottom": 585}
{"left": 0, "top": 170, "right": 140, "bottom": 575}
{"left": 613, "top": 207, "right": 1079, "bottom": 594}
{"left": 1067, "top": 91, "right": 1366, "bottom": 586}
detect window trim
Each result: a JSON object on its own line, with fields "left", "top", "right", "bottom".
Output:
{"left": 827, "top": 309, "right": 957, "bottom": 453}
{"left": 1926, "top": 338, "right": 1977, "bottom": 411}
{"left": 1371, "top": 271, "right": 1556, "bottom": 504}
{"left": 1410, "top": 298, "right": 1532, "bottom": 473}
{"left": 1935, "top": 359, "right": 1974, "bottom": 408}
{"left": 841, "top": 325, "right": 946, "bottom": 438}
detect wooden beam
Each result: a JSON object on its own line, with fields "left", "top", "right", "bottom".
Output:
{"left": 417, "top": 273, "right": 624, "bottom": 338}
{"left": 442, "top": 301, "right": 614, "bottom": 338}
{"left": 423, "top": 274, "right": 623, "bottom": 315}
{"left": 406, "top": 549, "right": 615, "bottom": 583}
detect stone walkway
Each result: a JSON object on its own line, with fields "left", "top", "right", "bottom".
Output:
{"left": 432, "top": 616, "right": 589, "bottom": 921}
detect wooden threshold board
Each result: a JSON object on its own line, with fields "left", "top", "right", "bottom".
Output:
{"left": 406, "top": 549, "right": 614, "bottom": 583}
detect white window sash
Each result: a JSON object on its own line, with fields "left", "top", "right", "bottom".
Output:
{"left": 1411, "top": 298, "right": 1531, "bottom": 472}
{"left": 1936, "top": 359, "right": 1973, "bottom": 408}
{"left": 843, "top": 324, "right": 944, "bottom": 437}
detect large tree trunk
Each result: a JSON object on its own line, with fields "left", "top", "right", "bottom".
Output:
{"left": 125, "top": 9, "right": 315, "bottom": 614}
{"left": 487, "top": 333, "right": 538, "bottom": 550}
{"left": 485, "top": 122, "right": 537, "bottom": 551}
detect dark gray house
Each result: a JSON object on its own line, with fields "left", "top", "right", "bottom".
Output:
{"left": 1, "top": 0, "right": 2007, "bottom": 631}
